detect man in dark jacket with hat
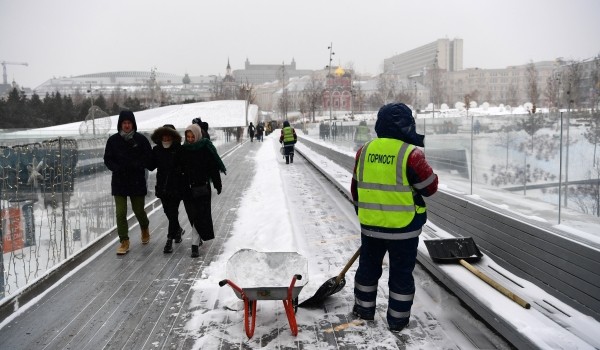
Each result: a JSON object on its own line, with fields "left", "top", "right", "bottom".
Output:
{"left": 104, "top": 110, "right": 153, "bottom": 255}
{"left": 351, "top": 103, "right": 438, "bottom": 333}
{"left": 149, "top": 124, "right": 185, "bottom": 254}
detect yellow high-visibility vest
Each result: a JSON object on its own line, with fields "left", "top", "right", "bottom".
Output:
{"left": 355, "top": 138, "right": 423, "bottom": 229}
{"left": 282, "top": 127, "right": 295, "bottom": 143}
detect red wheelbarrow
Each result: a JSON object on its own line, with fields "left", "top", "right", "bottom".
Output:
{"left": 219, "top": 249, "right": 308, "bottom": 339}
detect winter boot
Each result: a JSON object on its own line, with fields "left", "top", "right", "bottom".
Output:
{"left": 163, "top": 239, "right": 173, "bottom": 254}
{"left": 116, "top": 240, "right": 130, "bottom": 255}
{"left": 174, "top": 228, "right": 185, "bottom": 243}
{"left": 141, "top": 226, "right": 150, "bottom": 244}
{"left": 285, "top": 156, "right": 289, "bottom": 164}
{"left": 191, "top": 245, "right": 200, "bottom": 258}
{"left": 290, "top": 154, "right": 294, "bottom": 163}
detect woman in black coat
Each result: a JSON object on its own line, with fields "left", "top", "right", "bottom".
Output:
{"left": 149, "top": 124, "right": 185, "bottom": 254}
{"left": 177, "top": 123, "right": 226, "bottom": 258}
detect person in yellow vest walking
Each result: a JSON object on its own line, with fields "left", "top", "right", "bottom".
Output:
{"left": 279, "top": 121, "right": 297, "bottom": 164}
{"left": 351, "top": 103, "right": 438, "bottom": 333}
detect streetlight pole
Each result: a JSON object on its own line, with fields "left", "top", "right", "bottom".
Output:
{"left": 87, "top": 84, "right": 96, "bottom": 136}
{"left": 243, "top": 82, "right": 251, "bottom": 127}
{"left": 327, "top": 43, "right": 335, "bottom": 139}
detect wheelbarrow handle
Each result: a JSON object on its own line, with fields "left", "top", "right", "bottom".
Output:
{"left": 335, "top": 248, "right": 361, "bottom": 285}
{"left": 219, "top": 279, "right": 247, "bottom": 300}
{"left": 459, "top": 259, "right": 531, "bottom": 309}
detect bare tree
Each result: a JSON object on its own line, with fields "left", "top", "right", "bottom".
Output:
{"left": 353, "top": 83, "right": 366, "bottom": 114}
{"left": 209, "top": 77, "right": 226, "bottom": 101}
{"left": 564, "top": 60, "right": 583, "bottom": 109}
{"left": 428, "top": 56, "right": 444, "bottom": 109}
{"left": 525, "top": 61, "right": 540, "bottom": 111}
{"left": 545, "top": 73, "right": 561, "bottom": 110}
{"left": 302, "top": 74, "right": 324, "bottom": 122}
{"left": 506, "top": 81, "right": 519, "bottom": 107}
{"left": 376, "top": 73, "right": 396, "bottom": 105}
{"left": 590, "top": 54, "right": 600, "bottom": 113}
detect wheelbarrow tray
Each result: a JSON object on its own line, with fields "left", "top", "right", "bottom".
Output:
{"left": 225, "top": 249, "right": 308, "bottom": 300}
{"left": 423, "top": 237, "right": 482, "bottom": 263}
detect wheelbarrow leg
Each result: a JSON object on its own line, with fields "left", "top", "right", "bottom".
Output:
{"left": 283, "top": 274, "right": 302, "bottom": 336}
{"left": 219, "top": 279, "right": 258, "bottom": 339}
{"left": 244, "top": 299, "right": 257, "bottom": 339}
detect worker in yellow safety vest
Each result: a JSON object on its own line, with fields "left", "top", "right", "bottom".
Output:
{"left": 350, "top": 102, "right": 438, "bottom": 333}
{"left": 279, "top": 121, "right": 297, "bottom": 164}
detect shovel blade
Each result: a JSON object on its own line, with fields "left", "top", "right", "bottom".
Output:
{"left": 298, "top": 276, "right": 347, "bottom": 307}
{"left": 424, "top": 237, "right": 482, "bottom": 263}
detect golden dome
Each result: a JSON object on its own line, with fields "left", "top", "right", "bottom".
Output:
{"left": 335, "top": 66, "right": 345, "bottom": 76}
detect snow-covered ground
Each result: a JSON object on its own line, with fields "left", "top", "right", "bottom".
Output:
{"left": 2, "top": 101, "right": 600, "bottom": 349}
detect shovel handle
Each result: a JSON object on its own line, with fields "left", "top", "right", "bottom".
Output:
{"left": 459, "top": 259, "right": 530, "bottom": 309}
{"left": 335, "top": 248, "right": 361, "bottom": 284}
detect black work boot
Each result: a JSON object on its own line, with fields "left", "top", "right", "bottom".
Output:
{"left": 290, "top": 154, "right": 294, "bottom": 163}
{"left": 174, "top": 228, "right": 185, "bottom": 243}
{"left": 163, "top": 239, "right": 173, "bottom": 254}
{"left": 191, "top": 245, "right": 200, "bottom": 258}
{"left": 285, "top": 156, "right": 289, "bottom": 164}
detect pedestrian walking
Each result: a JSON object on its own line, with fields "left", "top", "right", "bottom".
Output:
{"left": 178, "top": 124, "right": 226, "bottom": 258}
{"left": 256, "top": 122, "right": 264, "bottom": 142}
{"left": 192, "top": 117, "right": 210, "bottom": 139}
{"left": 149, "top": 124, "right": 185, "bottom": 254}
{"left": 103, "top": 110, "right": 153, "bottom": 255}
{"left": 248, "top": 122, "right": 256, "bottom": 142}
{"left": 351, "top": 103, "right": 438, "bottom": 332}
{"left": 279, "top": 120, "right": 297, "bottom": 164}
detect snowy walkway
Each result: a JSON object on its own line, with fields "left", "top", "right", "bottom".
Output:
{"left": 0, "top": 134, "right": 508, "bottom": 349}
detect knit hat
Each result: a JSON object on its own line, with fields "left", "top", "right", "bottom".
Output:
{"left": 185, "top": 124, "right": 203, "bottom": 143}
{"left": 374, "top": 103, "right": 424, "bottom": 147}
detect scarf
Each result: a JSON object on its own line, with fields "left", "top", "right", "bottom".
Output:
{"left": 182, "top": 138, "right": 227, "bottom": 174}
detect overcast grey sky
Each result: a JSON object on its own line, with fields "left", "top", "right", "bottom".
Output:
{"left": 1, "top": 0, "right": 599, "bottom": 89}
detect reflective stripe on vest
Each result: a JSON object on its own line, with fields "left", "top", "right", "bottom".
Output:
{"left": 282, "top": 127, "right": 295, "bottom": 142}
{"left": 355, "top": 139, "right": 417, "bottom": 229}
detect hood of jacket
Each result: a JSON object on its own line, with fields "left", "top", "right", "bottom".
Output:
{"left": 374, "top": 103, "right": 424, "bottom": 147}
{"left": 151, "top": 125, "right": 182, "bottom": 145}
{"left": 117, "top": 110, "right": 138, "bottom": 132}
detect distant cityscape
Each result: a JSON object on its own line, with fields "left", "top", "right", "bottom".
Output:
{"left": 2, "top": 38, "right": 599, "bottom": 118}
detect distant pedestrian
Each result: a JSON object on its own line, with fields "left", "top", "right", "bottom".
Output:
{"left": 279, "top": 120, "right": 297, "bottom": 164}
{"left": 178, "top": 124, "right": 226, "bottom": 258}
{"left": 103, "top": 110, "right": 153, "bottom": 255}
{"left": 248, "top": 122, "right": 256, "bottom": 142}
{"left": 256, "top": 122, "right": 264, "bottom": 142}
{"left": 149, "top": 124, "right": 185, "bottom": 254}
{"left": 192, "top": 117, "right": 210, "bottom": 140}
{"left": 351, "top": 103, "right": 438, "bottom": 333}
{"left": 353, "top": 120, "right": 371, "bottom": 151}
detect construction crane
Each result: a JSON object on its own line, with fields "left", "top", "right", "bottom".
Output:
{"left": 1, "top": 61, "right": 29, "bottom": 85}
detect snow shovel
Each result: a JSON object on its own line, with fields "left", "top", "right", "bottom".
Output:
{"left": 298, "top": 248, "right": 361, "bottom": 308}
{"left": 424, "top": 237, "right": 530, "bottom": 309}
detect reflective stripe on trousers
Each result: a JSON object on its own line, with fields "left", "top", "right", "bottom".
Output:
{"left": 354, "top": 234, "right": 419, "bottom": 324}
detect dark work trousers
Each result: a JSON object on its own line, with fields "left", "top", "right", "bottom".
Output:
{"left": 284, "top": 144, "right": 295, "bottom": 163}
{"left": 160, "top": 196, "right": 182, "bottom": 239}
{"left": 354, "top": 235, "right": 419, "bottom": 327}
